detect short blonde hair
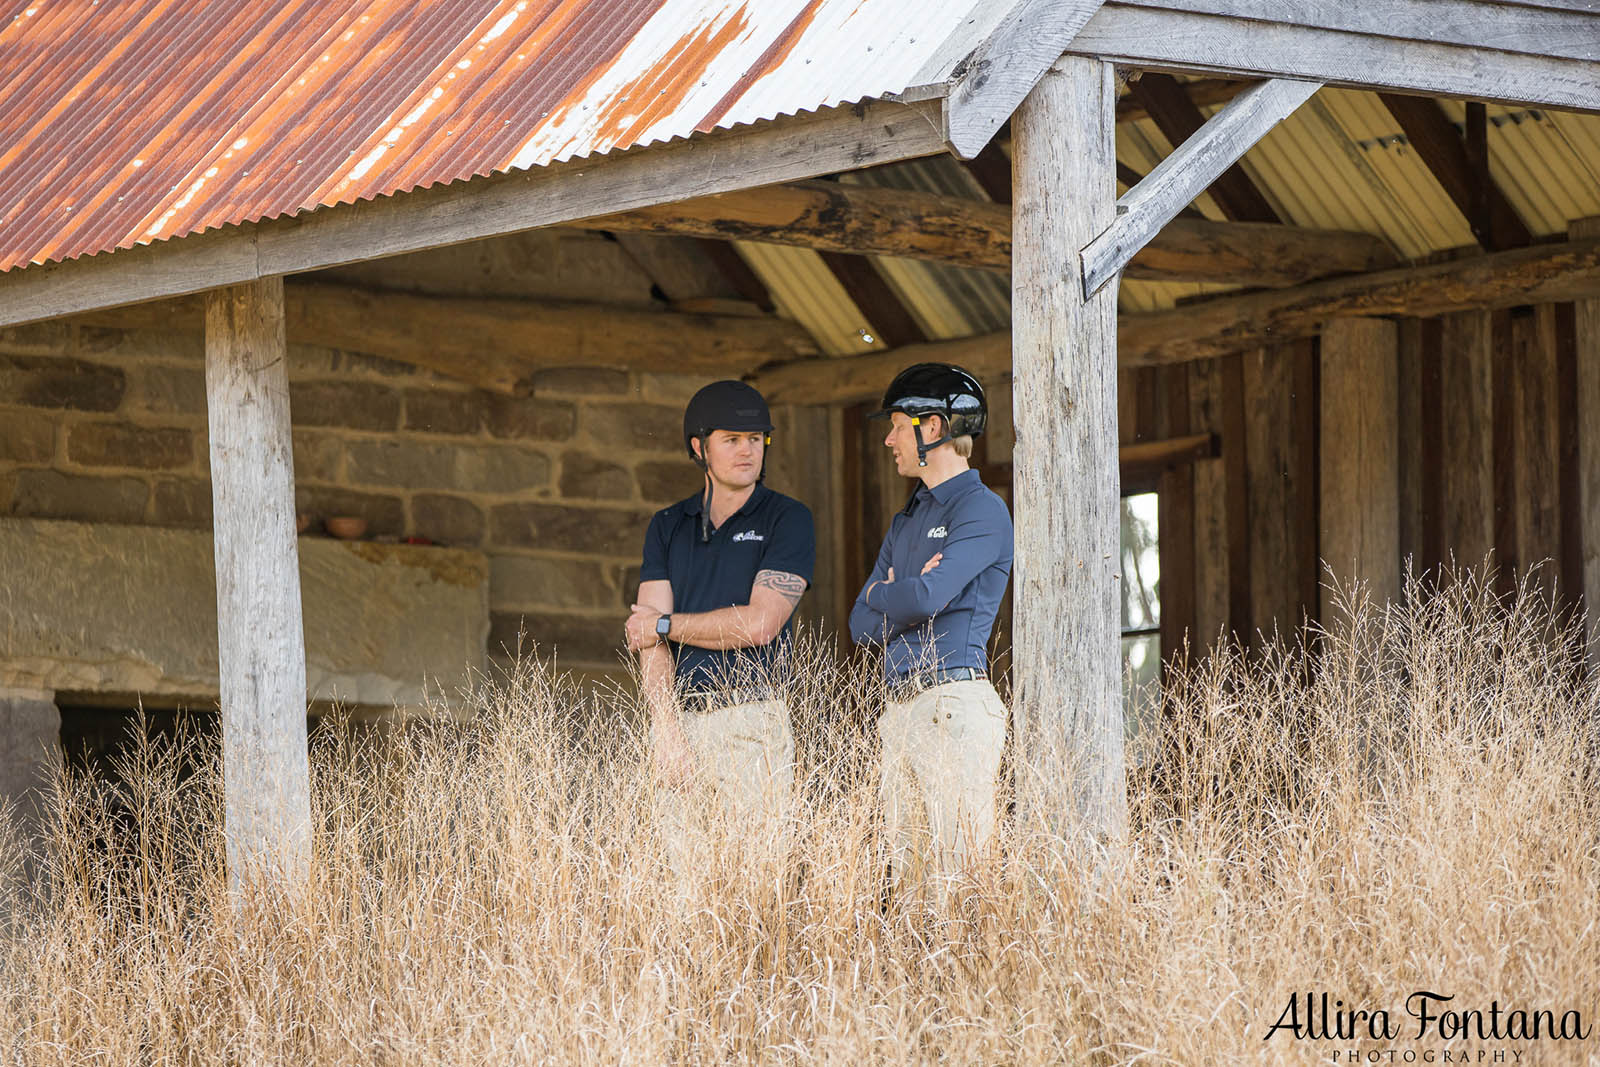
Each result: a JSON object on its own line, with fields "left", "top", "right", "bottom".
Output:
{"left": 952, "top": 434, "right": 974, "bottom": 459}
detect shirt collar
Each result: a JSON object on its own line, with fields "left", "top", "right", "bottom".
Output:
{"left": 923, "top": 468, "right": 979, "bottom": 505}
{"left": 684, "top": 482, "right": 767, "bottom": 518}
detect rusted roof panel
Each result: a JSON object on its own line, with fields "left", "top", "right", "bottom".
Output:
{"left": 0, "top": 0, "right": 992, "bottom": 272}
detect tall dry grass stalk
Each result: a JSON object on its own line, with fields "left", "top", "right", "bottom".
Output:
{"left": 4, "top": 570, "right": 1600, "bottom": 1064}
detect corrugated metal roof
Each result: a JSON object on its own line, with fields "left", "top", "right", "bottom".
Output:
{"left": 0, "top": 0, "right": 993, "bottom": 273}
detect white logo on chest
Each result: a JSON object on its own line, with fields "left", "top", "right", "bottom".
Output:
{"left": 732, "top": 530, "right": 765, "bottom": 542}
{"left": 926, "top": 526, "right": 948, "bottom": 539}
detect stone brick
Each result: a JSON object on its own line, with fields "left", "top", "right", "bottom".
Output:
{"left": 68, "top": 422, "right": 193, "bottom": 471}
{"left": 455, "top": 445, "right": 550, "bottom": 495}
{"left": 403, "top": 388, "right": 484, "bottom": 435}
{"left": 633, "top": 372, "right": 706, "bottom": 407}
{"left": 77, "top": 325, "right": 202, "bottom": 362}
{"left": 484, "top": 394, "right": 577, "bottom": 441}
{"left": 292, "top": 431, "right": 343, "bottom": 483}
{"left": 290, "top": 343, "right": 421, "bottom": 381}
{"left": 635, "top": 459, "right": 696, "bottom": 504}
{"left": 579, "top": 401, "right": 682, "bottom": 453}
{"left": 10, "top": 470, "right": 148, "bottom": 524}
{"left": 0, "top": 355, "right": 125, "bottom": 412}
{"left": 290, "top": 381, "right": 401, "bottom": 432}
{"left": 532, "top": 367, "right": 629, "bottom": 396}
{"left": 346, "top": 439, "right": 455, "bottom": 490}
{"left": 151, "top": 478, "right": 213, "bottom": 527}
{"left": 295, "top": 486, "right": 405, "bottom": 537}
{"left": 491, "top": 554, "right": 621, "bottom": 612}
{"left": 489, "top": 502, "right": 649, "bottom": 556}
{"left": 560, "top": 450, "right": 632, "bottom": 501}
{"left": 0, "top": 410, "right": 55, "bottom": 463}
{"left": 133, "top": 364, "right": 206, "bottom": 417}
{"left": 411, "top": 494, "right": 485, "bottom": 547}
{"left": 489, "top": 611, "right": 622, "bottom": 667}
{"left": 0, "top": 321, "right": 72, "bottom": 355}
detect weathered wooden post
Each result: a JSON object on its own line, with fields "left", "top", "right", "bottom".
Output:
{"left": 205, "top": 276, "right": 312, "bottom": 883}
{"left": 1319, "top": 318, "right": 1401, "bottom": 625}
{"left": 1574, "top": 218, "right": 1600, "bottom": 668}
{"left": 1010, "top": 57, "right": 1128, "bottom": 842}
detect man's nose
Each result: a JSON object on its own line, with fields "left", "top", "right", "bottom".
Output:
{"left": 884, "top": 429, "right": 895, "bottom": 447}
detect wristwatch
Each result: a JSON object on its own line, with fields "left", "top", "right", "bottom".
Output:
{"left": 655, "top": 614, "right": 673, "bottom": 643}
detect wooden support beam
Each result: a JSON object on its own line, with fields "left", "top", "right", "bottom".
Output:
{"left": 83, "top": 281, "right": 818, "bottom": 395}
{"left": 584, "top": 178, "right": 1397, "bottom": 288}
{"left": 1081, "top": 78, "right": 1321, "bottom": 295}
{"left": 1378, "top": 94, "right": 1533, "bottom": 252}
{"left": 1068, "top": 4, "right": 1600, "bottom": 114}
{"left": 1319, "top": 319, "right": 1400, "bottom": 619}
{"left": 1573, "top": 218, "right": 1600, "bottom": 665}
{"left": 1125, "top": 72, "right": 1283, "bottom": 224}
{"left": 818, "top": 252, "right": 927, "bottom": 348}
{"left": 751, "top": 333, "right": 1011, "bottom": 406}
{"left": 694, "top": 240, "right": 777, "bottom": 313}
{"left": 937, "top": 0, "right": 1109, "bottom": 159}
{"left": 204, "top": 277, "right": 311, "bottom": 885}
{"left": 758, "top": 236, "right": 1600, "bottom": 399}
{"left": 1119, "top": 237, "right": 1600, "bottom": 367}
{"left": 1117, "top": 77, "right": 1253, "bottom": 124}
{"left": 1011, "top": 57, "right": 1126, "bottom": 841}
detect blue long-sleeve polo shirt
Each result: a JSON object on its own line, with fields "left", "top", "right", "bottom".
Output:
{"left": 848, "top": 468, "right": 1013, "bottom": 680}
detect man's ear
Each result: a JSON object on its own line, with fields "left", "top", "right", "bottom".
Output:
{"left": 691, "top": 437, "right": 703, "bottom": 461}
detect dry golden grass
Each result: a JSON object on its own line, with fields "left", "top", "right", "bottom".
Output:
{"left": 4, "top": 571, "right": 1600, "bottom": 1065}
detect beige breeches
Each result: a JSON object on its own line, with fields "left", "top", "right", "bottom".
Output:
{"left": 878, "top": 679, "right": 1009, "bottom": 891}
{"left": 657, "top": 698, "right": 795, "bottom": 886}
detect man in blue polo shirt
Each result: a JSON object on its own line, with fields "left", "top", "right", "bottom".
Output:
{"left": 848, "top": 363, "right": 1013, "bottom": 895}
{"left": 624, "top": 380, "right": 814, "bottom": 882}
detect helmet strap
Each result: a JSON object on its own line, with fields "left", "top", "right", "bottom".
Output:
{"left": 692, "top": 436, "right": 712, "bottom": 542}
{"left": 911, "top": 416, "right": 951, "bottom": 468}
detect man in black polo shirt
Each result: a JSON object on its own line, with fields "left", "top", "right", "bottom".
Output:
{"left": 624, "top": 380, "right": 814, "bottom": 881}
{"left": 848, "top": 363, "right": 1014, "bottom": 896}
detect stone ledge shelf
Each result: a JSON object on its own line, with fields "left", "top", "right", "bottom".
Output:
{"left": 0, "top": 518, "right": 489, "bottom": 714}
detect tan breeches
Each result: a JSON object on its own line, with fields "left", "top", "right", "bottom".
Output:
{"left": 878, "top": 679, "right": 1009, "bottom": 892}
{"left": 657, "top": 698, "right": 795, "bottom": 887}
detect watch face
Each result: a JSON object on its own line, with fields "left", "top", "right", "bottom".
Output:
{"left": 656, "top": 615, "right": 671, "bottom": 636}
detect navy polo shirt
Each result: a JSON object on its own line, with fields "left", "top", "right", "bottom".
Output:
{"left": 848, "top": 468, "right": 1013, "bottom": 680}
{"left": 640, "top": 483, "right": 815, "bottom": 690}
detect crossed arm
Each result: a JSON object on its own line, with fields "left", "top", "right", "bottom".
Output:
{"left": 626, "top": 569, "right": 807, "bottom": 653}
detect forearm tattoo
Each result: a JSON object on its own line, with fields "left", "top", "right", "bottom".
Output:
{"left": 753, "top": 569, "right": 806, "bottom": 607}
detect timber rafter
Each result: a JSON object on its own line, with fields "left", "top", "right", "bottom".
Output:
{"left": 752, "top": 234, "right": 1600, "bottom": 399}
{"left": 80, "top": 281, "right": 819, "bottom": 395}
{"left": 583, "top": 179, "right": 1398, "bottom": 288}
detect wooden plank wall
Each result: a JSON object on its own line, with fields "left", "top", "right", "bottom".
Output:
{"left": 828, "top": 297, "right": 1596, "bottom": 671}
{"left": 1181, "top": 297, "right": 1587, "bottom": 661}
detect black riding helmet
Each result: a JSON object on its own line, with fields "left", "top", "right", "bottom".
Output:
{"left": 683, "top": 380, "right": 774, "bottom": 540}
{"left": 870, "top": 362, "right": 986, "bottom": 467}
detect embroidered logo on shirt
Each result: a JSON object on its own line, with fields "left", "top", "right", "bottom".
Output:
{"left": 926, "top": 526, "right": 948, "bottom": 539}
{"left": 732, "top": 530, "right": 765, "bottom": 542}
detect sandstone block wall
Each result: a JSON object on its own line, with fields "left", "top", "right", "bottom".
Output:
{"left": 0, "top": 319, "right": 838, "bottom": 685}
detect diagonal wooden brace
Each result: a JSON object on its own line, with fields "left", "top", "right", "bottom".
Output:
{"left": 1078, "top": 77, "right": 1322, "bottom": 297}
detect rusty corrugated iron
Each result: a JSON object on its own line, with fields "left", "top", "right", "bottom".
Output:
{"left": 0, "top": 0, "right": 993, "bottom": 273}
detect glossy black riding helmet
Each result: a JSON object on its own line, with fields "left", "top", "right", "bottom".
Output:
{"left": 683, "top": 380, "right": 774, "bottom": 540}
{"left": 869, "top": 362, "right": 987, "bottom": 466}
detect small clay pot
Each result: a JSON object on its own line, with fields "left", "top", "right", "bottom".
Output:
{"left": 325, "top": 516, "right": 368, "bottom": 540}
